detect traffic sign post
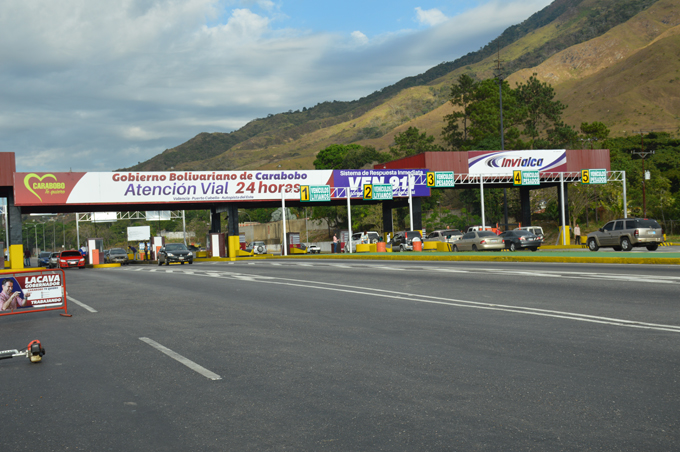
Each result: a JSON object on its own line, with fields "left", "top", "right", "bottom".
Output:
{"left": 582, "top": 169, "right": 607, "bottom": 185}
{"left": 368, "top": 184, "right": 393, "bottom": 201}
{"left": 427, "top": 171, "right": 455, "bottom": 188}
{"left": 300, "top": 185, "right": 331, "bottom": 202}
{"left": 513, "top": 170, "right": 539, "bottom": 186}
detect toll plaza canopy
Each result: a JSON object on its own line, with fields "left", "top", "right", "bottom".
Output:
{"left": 375, "top": 149, "right": 611, "bottom": 174}
{"left": 2, "top": 159, "right": 433, "bottom": 268}
{"left": 15, "top": 168, "right": 430, "bottom": 212}
{"left": 375, "top": 149, "right": 616, "bottom": 240}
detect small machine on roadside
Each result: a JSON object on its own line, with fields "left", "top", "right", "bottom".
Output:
{"left": 0, "top": 340, "right": 45, "bottom": 364}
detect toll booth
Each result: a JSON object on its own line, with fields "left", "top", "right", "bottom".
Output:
{"left": 239, "top": 232, "right": 247, "bottom": 251}
{"left": 340, "top": 230, "right": 350, "bottom": 253}
{"left": 207, "top": 233, "right": 226, "bottom": 258}
{"left": 87, "top": 238, "right": 104, "bottom": 265}
{"left": 286, "top": 232, "right": 301, "bottom": 253}
{"left": 152, "top": 236, "right": 164, "bottom": 261}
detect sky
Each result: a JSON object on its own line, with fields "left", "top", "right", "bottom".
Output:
{"left": 1, "top": 0, "right": 554, "bottom": 172}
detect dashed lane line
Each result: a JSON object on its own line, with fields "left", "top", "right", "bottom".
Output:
{"left": 139, "top": 337, "right": 221, "bottom": 381}
{"left": 67, "top": 296, "right": 97, "bottom": 313}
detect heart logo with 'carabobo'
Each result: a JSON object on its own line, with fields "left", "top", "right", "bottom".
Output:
{"left": 24, "top": 173, "right": 58, "bottom": 202}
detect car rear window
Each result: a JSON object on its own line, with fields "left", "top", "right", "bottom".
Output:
{"left": 405, "top": 231, "right": 422, "bottom": 239}
{"left": 636, "top": 219, "right": 661, "bottom": 228}
{"left": 40, "top": 252, "right": 51, "bottom": 258}
{"left": 61, "top": 251, "right": 81, "bottom": 257}
{"left": 478, "top": 231, "right": 497, "bottom": 238}
{"left": 444, "top": 230, "right": 461, "bottom": 236}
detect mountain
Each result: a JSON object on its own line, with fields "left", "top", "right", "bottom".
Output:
{"left": 122, "top": 0, "right": 671, "bottom": 172}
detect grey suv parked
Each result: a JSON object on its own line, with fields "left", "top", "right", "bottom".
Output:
{"left": 586, "top": 218, "right": 663, "bottom": 251}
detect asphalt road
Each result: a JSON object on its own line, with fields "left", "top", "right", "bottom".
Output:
{"left": 2, "top": 260, "right": 679, "bottom": 451}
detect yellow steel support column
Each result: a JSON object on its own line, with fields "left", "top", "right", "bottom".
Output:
{"left": 228, "top": 235, "right": 239, "bottom": 259}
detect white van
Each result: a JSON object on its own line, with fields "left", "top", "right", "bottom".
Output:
{"left": 466, "top": 226, "right": 494, "bottom": 233}
{"left": 516, "top": 226, "right": 544, "bottom": 240}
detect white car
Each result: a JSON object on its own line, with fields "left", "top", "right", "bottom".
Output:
{"left": 247, "top": 241, "right": 268, "bottom": 254}
{"left": 344, "top": 232, "right": 380, "bottom": 253}
{"left": 305, "top": 244, "right": 321, "bottom": 254}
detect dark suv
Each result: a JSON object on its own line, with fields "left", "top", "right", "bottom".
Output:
{"left": 586, "top": 218, "right": 664, "bottom": 251}
{"left": 390, "top": 231, "right": 423, "bottom": 252}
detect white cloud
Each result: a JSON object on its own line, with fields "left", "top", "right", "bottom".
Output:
{"left": 351, "top": 31, "right": 369, "bottom": 45}
{"left": 415, "top": 7, "right": 448, "bottom": 27}
{"left": 0, "top": 0, "right": 553, "bottom": 172}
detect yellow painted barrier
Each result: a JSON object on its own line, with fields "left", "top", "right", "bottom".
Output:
{"left": 290, "top": 247, "right": 307, "bottom": 254}
{"left": 436, "top": 242, "right": 453, "bottom": 252}
{"left": 9, "top": 244, "right": 24, "bottom": 270}
{"left": 423, "top": 241, "right": 437, "bottom": 251}
{"left": 356, "top": 244, "right": 371, "bottom": 253}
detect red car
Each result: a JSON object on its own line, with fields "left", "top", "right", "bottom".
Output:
{"left": 59, "top": 250, "right": 85, "bottom": 269}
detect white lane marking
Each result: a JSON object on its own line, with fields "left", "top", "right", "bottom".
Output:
{"left": 179, "top": 270, "right": 680, "bottom": 334}
{"left": 128, "top": 266, "right": 680, "bottom": 332}
{"left": 139, "top": 337, "right": 221, "bottom": 381}
{"left": 67, "top": 296, "right": 97, "bottom": 313}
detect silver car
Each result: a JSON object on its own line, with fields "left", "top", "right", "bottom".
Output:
{"left": 47, "top": 252, "right": 59, "bottom": 268}
{"left": 452, "top": 231, "right": 504, "bottom": 251}
{"left": 424, "top": 229, "right": 462, "bottom": 243}
{"left": 106, "top": 248, "right": 130, "bottom": 264}
{"left": 587, "top": 218, "right": 663, "bottom": 251}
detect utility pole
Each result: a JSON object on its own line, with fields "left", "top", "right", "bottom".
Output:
{"left": 632, "top": 131, "right": 655, "bottom": 218}
{"left": 494, "top": 44, "right": 509, "bottom": 230}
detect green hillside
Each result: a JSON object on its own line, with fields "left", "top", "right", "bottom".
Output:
{"left": 121, "top": 0, "right": 663, "bottom": 172}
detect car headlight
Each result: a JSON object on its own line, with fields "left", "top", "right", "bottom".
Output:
{"left": 167, "top": 252, "right": 175, "bottom": 256}
{"left": 187, "top": 252, "right": 193, "bottom": 257}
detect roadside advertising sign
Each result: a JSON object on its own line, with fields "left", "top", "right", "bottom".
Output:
{"left": 513, "top": 170, "right": 540, "bottom": 186}
{"left": 127, "top": 226, "right": 151, "bottom": 241}
{"left": 582, "top": 169, "right": 607, "bottom": 185}
{"left": 426, "top": 171, "right": 455, "bottom": 188}
{"left": 300, "top": 185, "right": 331, "bottom": 202}
{"left": 92, "top": 212, "right": 117, "bottom": 223}
{"left": 468, "top": 150, "right": 566, "bottom": 175}
{"left": 14, "top": 169, "right": 430, "bottom": 206}
{"left": 0, "top": 269, "right": 68, "bottom": 318}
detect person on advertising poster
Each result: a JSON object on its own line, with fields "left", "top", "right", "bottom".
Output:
{"left": 0, "top": 277, "right": 28, "bottom": 312}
